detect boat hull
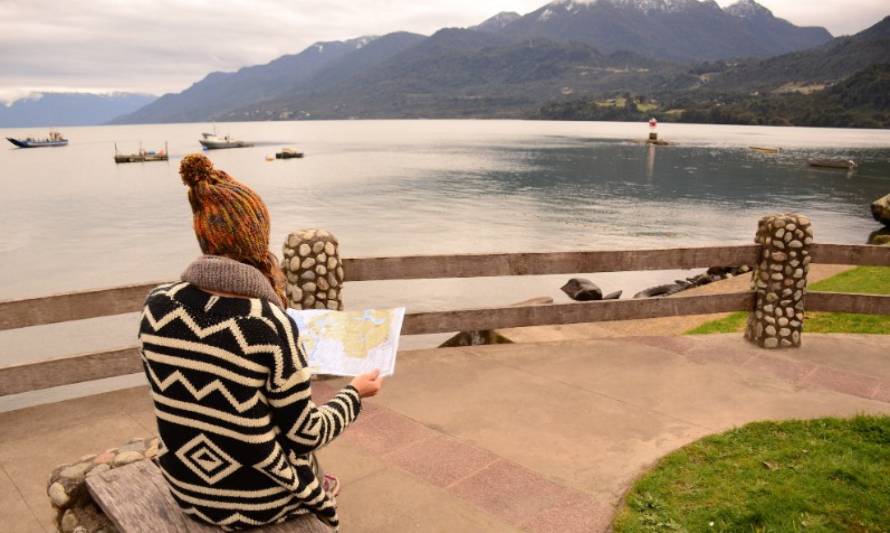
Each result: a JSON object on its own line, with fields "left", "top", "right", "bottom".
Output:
{"left": 199, "top": 140, "right": 253, "bottom": 150}
{"left": 808, "top": 159, "right": 857, "bottom": 170}
{"left": 114, "top": 154, "right": 169, "bottom": 163}
{"left": 7, "top": 137, "right": 68, "bottom": 148}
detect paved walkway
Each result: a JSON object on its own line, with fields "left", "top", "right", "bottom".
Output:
{"left": 3, "top": 333, "right": 889, "bottom": 532}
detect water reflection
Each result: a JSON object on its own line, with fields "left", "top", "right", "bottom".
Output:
{"left": 646, "top": 144, "right": 656, "bottom": 181}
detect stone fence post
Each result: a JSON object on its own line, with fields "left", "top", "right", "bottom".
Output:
{"left": 745, "top": 213, "right": 813, "bottom": 349}
{"left": 282, "top": 229, "right": 344, "bottom": 310}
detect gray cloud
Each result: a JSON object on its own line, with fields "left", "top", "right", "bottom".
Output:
{"left": 0, "top": 0, "right": 886, "bottom": 102}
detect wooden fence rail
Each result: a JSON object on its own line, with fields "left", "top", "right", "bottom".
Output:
{"left": 0, "top": 282, "right": 162, "bottom": 332}
{"left": 0, "top": 292, "right": 754, "bottom": 395}
{"left": 4, "top": 243, "right": 888, "bottom": 332}
{"left": 342, "top": 245, "right": 762, "bottom": 281}
{"left": 1, "top": 242, "right": 888, "bottom": 396}
{"left": 807, "top": 292, "right": 890, "bottom": 316}
{"left": 3, "top": 289, "right": 888, "bottom": 396}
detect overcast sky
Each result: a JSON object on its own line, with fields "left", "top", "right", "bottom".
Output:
{"left": 1, "top": 0, "right": 886, "bottom": 102}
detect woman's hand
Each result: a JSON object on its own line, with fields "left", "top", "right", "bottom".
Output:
{"left": 350, "top": 369, "right": 383, "bottom": 398}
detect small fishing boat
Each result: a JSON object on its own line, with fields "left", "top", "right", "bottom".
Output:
{"left": 750, "top": 146, "right": 781, "bottom": 154}
{"left": 275, "top": 148, "right": 304, "bottom": 159}
{"left": 199, "top": 131, "right": 253, "bottom": 150}
{"left": 114, "top": 142, "right": 168, "bottom": 163}
{"left": 808, "top": 159, "right": 857, "bottom": 170}
{"left": 7, "top": 131, "right": 68, "bottom": 148}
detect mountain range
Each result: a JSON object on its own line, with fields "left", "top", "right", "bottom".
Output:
{"left": 0, "top": 92, "right": 155, "bottom": 128}
{"left": 497, "top": 0, "right": 830, "bottom": 62}
{"left": 105, "top": 1, "right": 886, "bottom": 125}
{"left": 705, "top": 14, "right": 890, "bottom": 91}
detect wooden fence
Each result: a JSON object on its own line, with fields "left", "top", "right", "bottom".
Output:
{"left": 1, "top": 243, "right": 888, "bottom": 396}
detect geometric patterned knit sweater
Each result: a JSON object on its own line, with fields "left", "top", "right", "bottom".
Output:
{"left": 138, "top": 282, "right": 361, "bottom": 531}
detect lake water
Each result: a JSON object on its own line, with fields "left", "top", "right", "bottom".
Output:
{"left": 2, "top": 120, "right": 889, "bottom": 409}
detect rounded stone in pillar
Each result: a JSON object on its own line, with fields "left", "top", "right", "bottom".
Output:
{"left": 282, "top": 229, "right": 345, "bottom": 310}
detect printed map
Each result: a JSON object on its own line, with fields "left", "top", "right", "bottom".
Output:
{"left": 286, "top": 308, "right": 405, "bottom": 377}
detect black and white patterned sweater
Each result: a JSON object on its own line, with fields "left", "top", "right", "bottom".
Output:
{"left": 138, "top": 282, "right": 361, "bottom": 530}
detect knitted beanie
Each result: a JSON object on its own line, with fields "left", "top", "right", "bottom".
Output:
{"left": 179, "top": 153, "right": 286, "bottom": 306}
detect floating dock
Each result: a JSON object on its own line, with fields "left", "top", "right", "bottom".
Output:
{"left": 114, "top": 142, "right": 168, "bottom": 164}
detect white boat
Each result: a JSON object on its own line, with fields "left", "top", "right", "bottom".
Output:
{"left": 199, "top": 131, "right": 253, "bottom": 150}
{"left": 7, "top": 131, "right": 68, "bottom": 148}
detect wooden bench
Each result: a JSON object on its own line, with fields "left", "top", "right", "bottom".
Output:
{"left": 86, "top": 461, "right": 332, "bottom": 532}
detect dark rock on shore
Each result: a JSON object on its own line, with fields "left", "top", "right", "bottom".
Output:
{"left": 634, "top": 265, "right": 751, "bottom": 299}
{"left": 633, "top": 283, "right": 687, "bottom": 299}
{"left": 872, "top": 193, "right": 890, "bottom": 226}
{"left": 868, "top": 227, "right": 890, "bottom": 246}
{"left": 561, "top": 278, "right": 604, "bottom": 301}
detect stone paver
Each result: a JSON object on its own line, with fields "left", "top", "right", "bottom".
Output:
{"left": 0, "top": 463, "right": 44, "bottom": 533}
{"left": 0, "top": 389, "right": 153, "bottom": 530}
{"left": 1, "top": 333, "right": 888, "bottom": 532}
{"left": 336, "top": 467, "right": 519, "bottom": 532}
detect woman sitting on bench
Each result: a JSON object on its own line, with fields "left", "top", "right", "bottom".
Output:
{"left": 138, "top": 153, "right": 382, "bottom": 530}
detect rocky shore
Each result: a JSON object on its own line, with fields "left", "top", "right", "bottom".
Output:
{"left": 632, "top": 265, "right": 752, "bottom": 299}
{"left": 560, "top": 265, "right": 752, "bottom": 303}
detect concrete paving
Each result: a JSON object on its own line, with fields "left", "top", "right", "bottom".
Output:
{"left": 2, "top": 333, "right": 889, "bottom": 532}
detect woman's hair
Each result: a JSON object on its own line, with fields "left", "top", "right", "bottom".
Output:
{"left": 179, "top": 153, "right": 286, "bottom": 306}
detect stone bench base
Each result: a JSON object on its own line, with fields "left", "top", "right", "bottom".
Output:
{"left": 85, "top": 460, "right": 333, "bottom": 532}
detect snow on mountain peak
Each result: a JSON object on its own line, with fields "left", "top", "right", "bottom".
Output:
{"left": 354, "top": 36, "right": 375, "bottom": 49}
{"left": 725, "top": 0, "right": 772, "bottom": 18}
{"left": 474, "top": 11, "right": 521, "bottom": 30}
{"left": 549, "top": 0, "right": 707, "bottom": 14}
{"left": 490, "top": 12, "right": 521, "bottom": 24}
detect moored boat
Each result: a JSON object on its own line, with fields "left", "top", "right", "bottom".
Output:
{"left": 114, "top": 142, "right": 169, "bottom": 163}
{"left": 199, "top": 131, "right": 253, "bottom": 150}
{"left": 808, "top": 159, "right": 857, "bottom": 170}
{"left": 275, "top": 148, "right": 304, "bottom": 159}
{"left": 7, "top": 131, "right": 68, "bottom": 148}
{"left": 750, "top": 146, "right": 781, "bottom": 154}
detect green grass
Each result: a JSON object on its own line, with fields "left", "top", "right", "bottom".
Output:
{"left": 686, "top": 311, "right": 748, "bottom": 335}
{"left": 612, "top": 416, "right": 890, "bottom": 533}
{"left": 686, "top": 267, "right": 890, "bottom": 335}
{"left": 808, "top": 266, "right": 890, "bottom": 294}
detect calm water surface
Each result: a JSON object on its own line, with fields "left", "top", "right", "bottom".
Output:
{"left": 1, "top": 120, "right": 889, "bottom": 408}
{"left": 2, "top": 120, "right": 889, "bottom": 299}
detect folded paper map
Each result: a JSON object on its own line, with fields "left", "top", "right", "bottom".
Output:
{"left": 286, "top": 308, "right": 406, "bottom": 377}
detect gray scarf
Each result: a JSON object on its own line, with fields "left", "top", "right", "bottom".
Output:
{"left": 181, "top": 255, "right": 285, "bottom": 308}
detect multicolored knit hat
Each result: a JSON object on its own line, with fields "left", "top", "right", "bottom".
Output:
{"left": 179, "top": 153, "right": 285, "bottom": 306}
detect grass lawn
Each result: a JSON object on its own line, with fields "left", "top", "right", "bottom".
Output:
{"left": 613, "top": 416, "right": 890, "bottom": 533}
{"left": 686, "top": 266, "right": 890, "bottom": 335}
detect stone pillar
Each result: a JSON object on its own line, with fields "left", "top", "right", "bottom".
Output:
{"left": 745, "top": 213, "right": 813, "bottom": 348}
{"left": 282, "top": 229, "right": 344, "bottom": 310}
